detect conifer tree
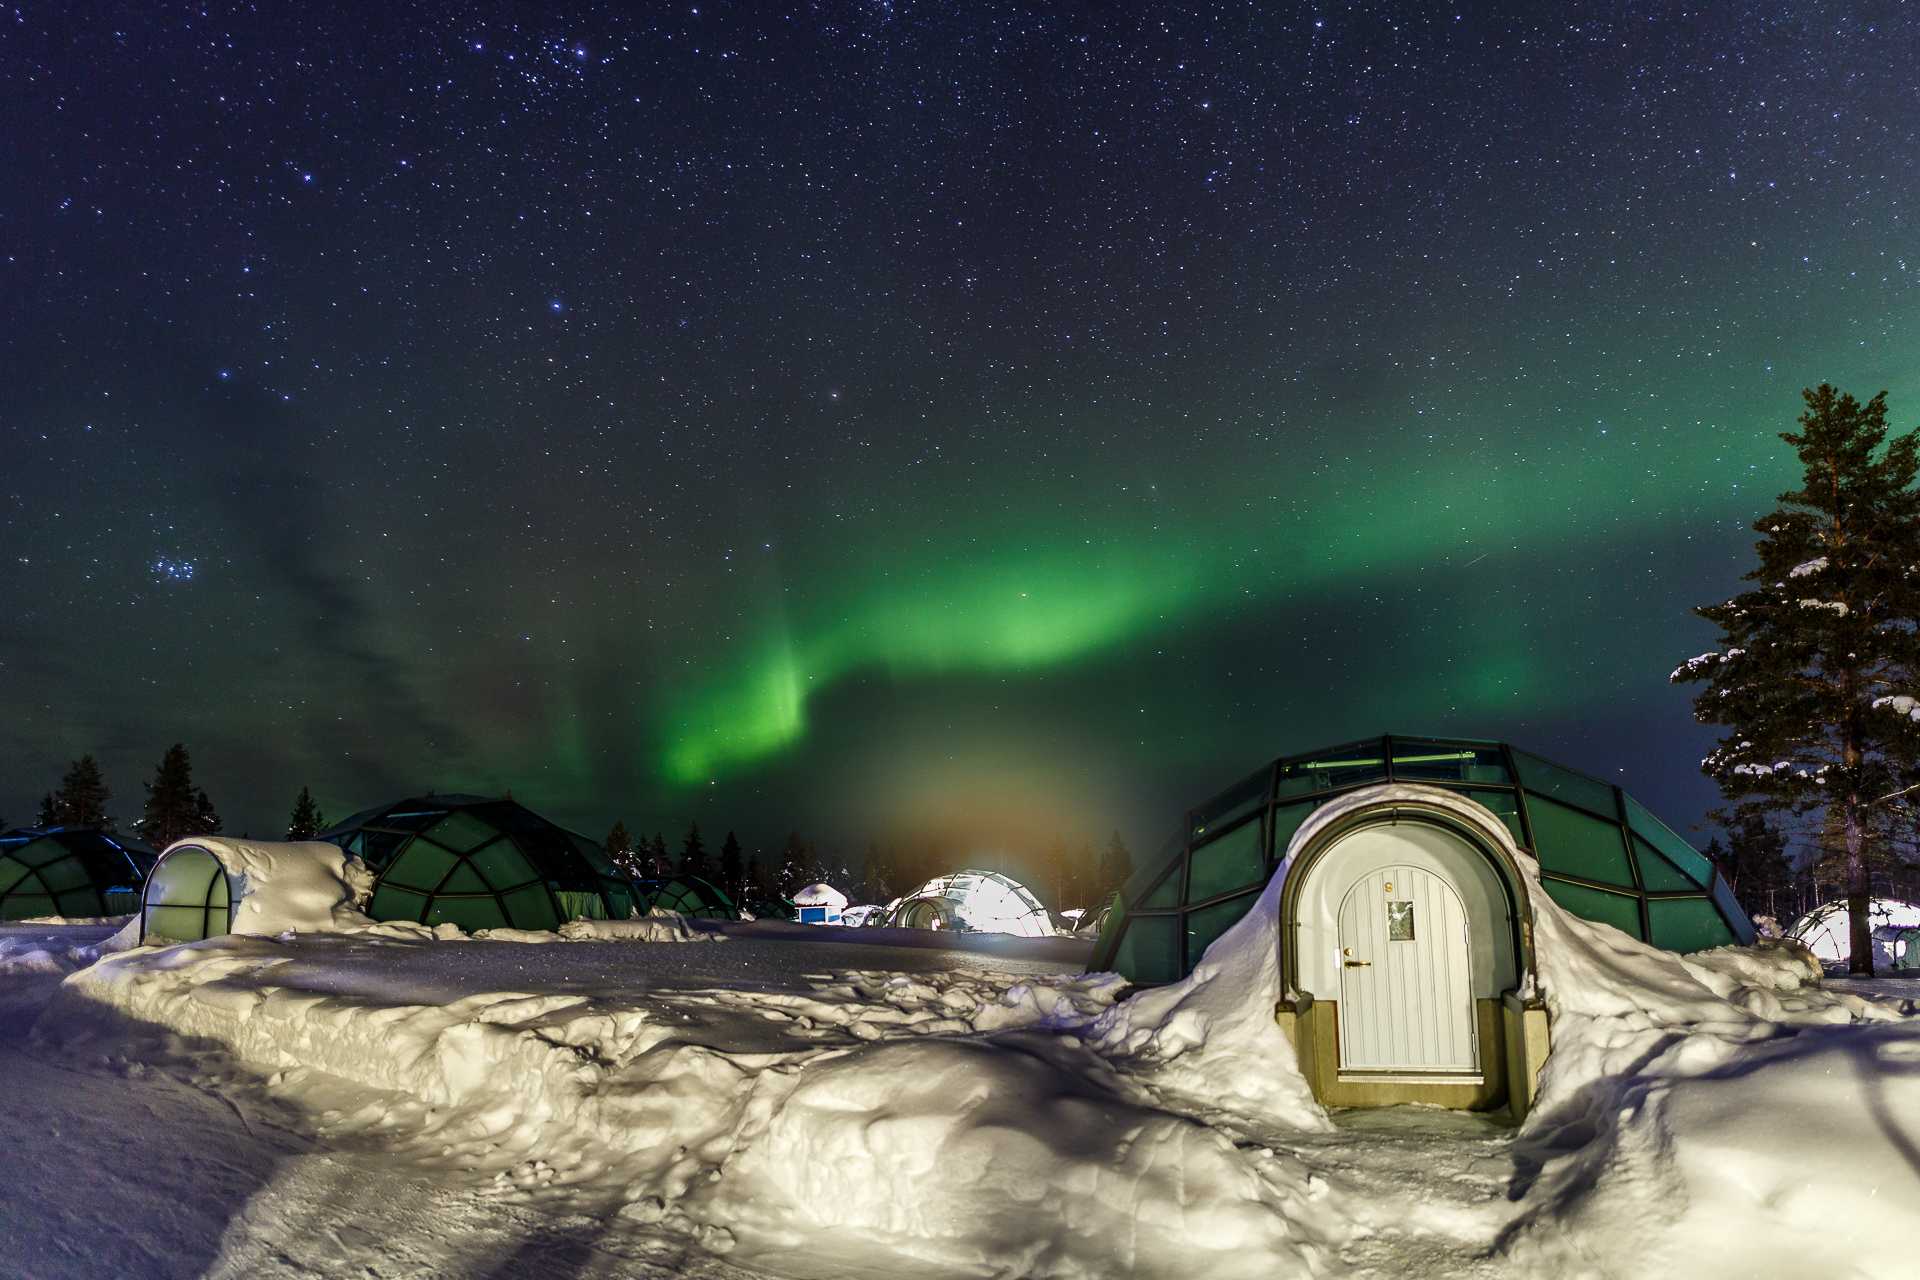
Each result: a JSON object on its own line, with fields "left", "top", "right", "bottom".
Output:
{"left": 1712, "top": 808, "right": 1795, "bottom": 922}
{"left": 648, "top": 832, "right": 670, "bottom": 878}
{"left": 1100, "top": 830, "right": 1133, "bottom": 893}
{"left": 287, "top": 785, "right": 326, "bottom": 840}
{"left": 745, "top": 850, "right": 766, "bottom": 900}
{"left": 604, "top": 820, "right": 639, "bottom": 878}
{"left": 777, "top": 830, "right": 808, "bottom": 896}
{"left": 54, "top": 754, "right": 112, "bottom": 828}
{"left": 719, "top": 830, "right": 744, "bottom": 899}
{"left": 141, "top": 743, "right": 214, "bottom": 849}
{"left": 1674, "top": 384, "right": 1920, "bottom": 974}
{"left": 680, "top": 821, "right": 709, "bottom": 879}
{"left": 35, "top": 792, "right": 57, "bottom": 828}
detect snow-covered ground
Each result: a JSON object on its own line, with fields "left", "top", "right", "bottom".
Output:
{"left": 5, "top": 869, "right": 1920, "bottom": 1279}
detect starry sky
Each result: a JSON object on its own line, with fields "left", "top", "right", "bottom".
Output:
{"left": 4, "top": 2, "right": 1918, "bottom": 863}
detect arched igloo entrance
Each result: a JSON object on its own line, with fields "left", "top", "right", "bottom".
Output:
{"left": 140, "top": 843, "right": 236, "bottom": 943}
{"left": 1276, "top": 787, "right": 1539, "bottom": 1112}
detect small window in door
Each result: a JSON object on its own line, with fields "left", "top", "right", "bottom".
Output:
{"left": 1387, "top": 900, "right": 1416, "bottom": 941}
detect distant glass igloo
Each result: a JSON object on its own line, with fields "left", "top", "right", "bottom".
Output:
{"left": 886, "top": 869, "right": 1054, "bottom": 938}
{"left": 0, "top": 827, "right": 156, "bottom": 920}
{"left": 317, "top": 795, "right": 638, "bottom": 931}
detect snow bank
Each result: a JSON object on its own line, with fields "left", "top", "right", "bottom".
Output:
{"left": 721, "top": 1035, "right": 1333, "bottom": 1278}
{"left": 1084, "top": 866, "right": 1331, "bottom": 1136}
{"left": 1502, "top": 858, "right": 1920, "bottom": 1276}
{"left": 476, "top": 910, "right": 722, "bottom": 944}
{"left": 0, "top": 918, "right": 140, "bottom": 974}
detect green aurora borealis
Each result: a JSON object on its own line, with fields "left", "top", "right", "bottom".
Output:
{"left": 6, "top": 4, "right": 1920, "bottom": 859}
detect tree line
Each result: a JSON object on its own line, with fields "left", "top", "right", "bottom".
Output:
{"left": 602, "top": 820, "right": 1133, "bottom": 913}
{"left": 26, "top": 746, "right": 333, "bottom": 849}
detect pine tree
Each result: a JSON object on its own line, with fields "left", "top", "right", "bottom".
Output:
{"left": 648, "top": 832, "right": 670, "bottom": 878}
{"left": 1100, "top": 830, "right": 1134, "bottom": 893}
{"left": 1674, "top": 384, "right": 1920, "bottom": 975}
{"left": 1712, "top": 807, "right": 1795, "bottom": 923}
{"left": 141, "top": 743, "right": 210, "bottom": 849}
{"left": 193, "top": 788, "right": 222, "bottom": 837}
{"left": 35, "top": 792, "right": 57, "bottom": 827}
{"left": 54, "top": 755, "right": 112, "bottom": 828}
{"left": 605, "top": 820, "right": 639, "bottom": 878}
{"left": 745, "top": 850, "right": 766, "bottom": 900}
{"left": 777, "top": 830, "right": 808, "bottom": 896}
{"left": 287, "top": 785, "right": 326, "bottom": 840}
{"left": 719, "top": 830, "right": 744, "bottom": 899}
{"left": 680, "top": 821, "right": 709, "bottom": 879}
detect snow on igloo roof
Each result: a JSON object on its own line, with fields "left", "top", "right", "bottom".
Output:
{"left": 1787, "top": 898, "right": 1920, "bottom": 964}
{"left": 793, "top": 882, "right": 848, "bottom": 908}
{"left": 889, "top": 869, "right": 1054, "bottom": 938}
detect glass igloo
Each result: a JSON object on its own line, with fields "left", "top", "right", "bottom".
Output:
{"left": 317, "top": 795, "right": 638, "bottom": 932}
{"left": 0, "top": 827, "right": 156, "bottom": 920}
{"left": 1093, "top": 734, "right": 1754, "bottom": 988}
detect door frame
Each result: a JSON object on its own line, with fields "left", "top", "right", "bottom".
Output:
{"left": 1276, "top": 784, "right": 1535, "bottom": 1010}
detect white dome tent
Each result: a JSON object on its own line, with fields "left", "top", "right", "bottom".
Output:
{"left": 793, "top": 882, "right": 848, "bottom": 925}
{"left": 1786, "top": 897, "right": 1920, "bottom": 969}
{"left": 885, "top": 870, "right": 1054, "bottom": 938}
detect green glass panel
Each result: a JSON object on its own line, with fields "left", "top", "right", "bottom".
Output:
{"left": 1138, "top": 864, "right": 1184, "bottom": 909}
{"left": 553, "top": 889, "right": 607, "bottom": 921}
{"left": 56, "top": 888, "right": 102, "bottom": 916}
{"left": 604, "top": 883, "right": 636, "bottom": 918}
{"left": 1110, "top": 914, "right": 1183, "bottom": 984}
{"left": 438, "top": 862, "right": 491, "bottom": 894}
{"left": 1465, "top": 789, "right": 1528, "bottom": 848}
{"left": 1391, "top": 741, "right": 1510, "bottom": 784}
{"left": 3, "top": 894, "right": 55, "bottom": 920}
{"left": 470, "top": 840, "right": 536, "bottom": 890}
{"left": 1633, "top": 836, "right": 1700, "bottom": 892}
{"left": 1622, "top": 795, "right": 1713, "bottom": 887}
{"left": 0, "top": 856, "right": 32, "bottom": 895}
{"left": 1648, "top": 897, "right": 1734, "bottom": 952}
{"left": 1191, "top": 769, "right": 1269, "bottom": 840}
{"left": 369, "top": 884, "right": 429, "bottom": 922}
{"left": 1187, "top": 819, "right": 1267, "bottom": 902}
{"left": 424, "top": 895, "right": 508, "bottom": 932}
{"left": 1270, "top": 801, "right": 1319, "bottom": 861}
{"left": 383, "top": 845, "right": 456, "bottom": 891}
{"left": 207, "top": 871, "right": 230, "bottom": 908}
{"left": 35, "top": 856, "right": 90, "bottom": 893}
{"left": 1514, "top": 750, "right": 1619, "bottom": 818}
{"left": 103, "top": 888, "right": 141, "bottom": 914}
{"left": 145, "top": 903, "right": 212, "bottom": 940}
{"left": 501, "top": 884, "right": 560, "bottom": 931}
{"left": 1543, "top": 878, "right": 1644, "bottom": 939}
{"left": 1185, "top": 891, "right": 1259, "bottom": 969}
{"left": 12, "top": 838, "right": 63, "bottom": 867}
{"left": 1526, "top": 796, "right": 1635, "bottom": 886}
{"left": 423, "top": 811, "right": 500, "bottom": 854}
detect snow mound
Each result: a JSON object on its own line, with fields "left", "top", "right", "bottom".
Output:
{"left": 1502, "top": 858, "right": 1920, "bottom": 1276}
{"left": 723, "top": 1034, "right": 1332, "bottom": 1278}
{"left": 1084, "top": 861, "right": 1332, "bottom": 1135}
{"left": 473, "top": 910, "right": 722, "bottom": 944}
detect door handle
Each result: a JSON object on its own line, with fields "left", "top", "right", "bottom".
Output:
{"left": 1343, "top": 959, "right": 1372, "bottom": 968}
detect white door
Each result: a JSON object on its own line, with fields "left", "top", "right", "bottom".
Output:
{"left": 1336, "top": 863, "right": 1478, "bottom": 1072}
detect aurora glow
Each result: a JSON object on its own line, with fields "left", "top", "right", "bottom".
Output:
{"left": 7, "top": 4, "right": 1920, "bottom": 857}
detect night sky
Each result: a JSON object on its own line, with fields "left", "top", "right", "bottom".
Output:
{"left": 5, "top": 3, "right": 1918, "bottom": 864}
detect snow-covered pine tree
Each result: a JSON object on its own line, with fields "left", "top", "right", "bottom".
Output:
{"left": 1673, "top": 384, "right": 1920, "bottom": 975}
{"left": 287, "top": 785, "right": 326, "bottom": 840}
{"left": 604, "top": 820, "right": 638, "bottom": 878}
{"left": 54, "top": 754, "right": 112, "bottom": 828}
